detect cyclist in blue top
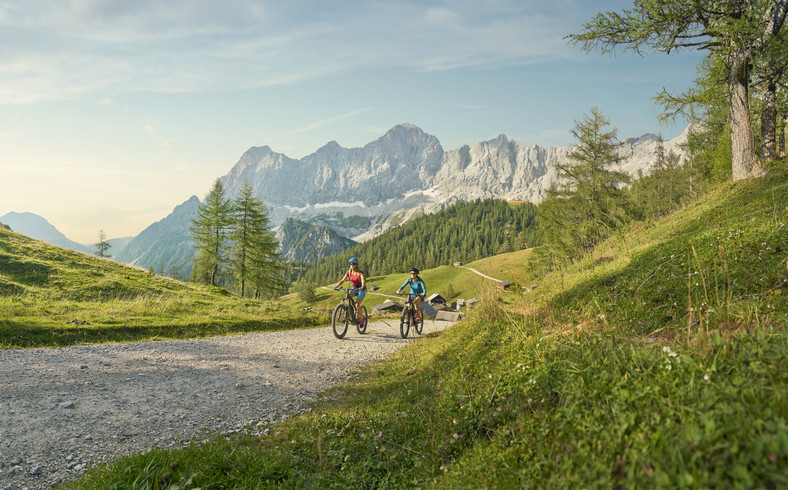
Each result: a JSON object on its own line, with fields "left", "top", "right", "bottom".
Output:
{"left": 396, "top": 267, "right": 427, "bottom": 320}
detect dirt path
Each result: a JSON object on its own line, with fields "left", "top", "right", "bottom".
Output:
{"left": 0, "top": 319, "right": 454, "bottom": 489}
{"left": 460, "top": 266, "right": 502, "bottom": 283}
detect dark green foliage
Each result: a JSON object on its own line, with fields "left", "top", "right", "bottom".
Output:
{"left": 292, "top": 199, "right": 537, "bottom": 285}
{"left": 230, "top": 183, "right": 287, "bottom": 298}
{"left": 627, "top": 135, "right": 696, "bottom": 221}
{"left": 191, "top": 179, "right": 232, "bottom": 286}
{"left": 569, "top": 0, "right": 788, "bottom": 180}
{"left": 190, "top": 180, "right": 286, "bottom": 297}
{"left": 295, "top": 282, "right": 317, "bottom": 304}
{"left": 535, "top": 107, "right": 630, "bottom": 269}
{"left": 0, "top": 227, "right": 325, "bottom": 348}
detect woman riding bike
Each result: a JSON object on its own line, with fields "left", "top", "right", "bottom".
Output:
{"left": 396, "top": 267, "right": 426, "bottom": 320}
{"left": 335, "top": 257, "right": 367, "bottom": 326}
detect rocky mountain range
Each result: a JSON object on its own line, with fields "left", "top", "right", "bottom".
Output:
{"left": 221, "top": 123, "right": 687, "bottom": 242}
{"left": 276, "top": 218, "right": 358, "bottom": 262}
{"left": 114, "top": 196, "right": 201, "bottom": 279}
{"left": 4, "top": 124, "right": 687, "bottom": 277}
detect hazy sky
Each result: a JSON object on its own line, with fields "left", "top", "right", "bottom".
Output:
{"left": 0, "top": 0, "right": 703, "bottom": 243}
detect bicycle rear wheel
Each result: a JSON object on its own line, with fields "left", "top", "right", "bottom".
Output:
{"left": 400, "top": 307, "right": 410, "bottom": 338}
{"left": 332, "top": 304, "right": 349, "bottom": 339}
{"left": 357, "top": 305, "right": 368, "bottom": 334}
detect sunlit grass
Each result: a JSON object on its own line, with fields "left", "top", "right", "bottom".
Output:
{"left": 59, "top": 161, "right": 788, "bottom": 487}
{"left": 0, "top": 230, "right": 324, "bottom": 348}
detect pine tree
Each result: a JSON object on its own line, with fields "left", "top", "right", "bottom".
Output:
{"left": 190, "top": 179, "right": 232, "bottom": 286}
{"left": 569, "top": 0, "right": 788, "bottom": 181}
{"left": 94, "top": 229, "right": 111, "bottom": 258}
{"left": 536, "top": 107, "right": 630, "bottom": 267}
{"left": 230, "top": 182, "right": 287, "bottom": 298}
{"left": 230, "top": 183, "right": 257, "bottom": 297}
{"left": 296, "top": 282, "right": 317, "bottom": 304}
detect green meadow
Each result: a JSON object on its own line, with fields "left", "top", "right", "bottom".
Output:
{"left": 56, "top": 161, "right": 788, "bottom": 488}
{"left": 0, "top": 230, "right": 323, "bottom": 349}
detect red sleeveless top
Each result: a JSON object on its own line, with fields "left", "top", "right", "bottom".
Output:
{"left": 345, "top": 269, "right": 364, "bottom": 288}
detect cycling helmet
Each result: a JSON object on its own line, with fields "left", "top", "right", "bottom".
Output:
{"left": 348, "top": 257, "right": 359, "bottom": 265}
{"left": 410, "top": 267, "right": 419, "bottom": 274}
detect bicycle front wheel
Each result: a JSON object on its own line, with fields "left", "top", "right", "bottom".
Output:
{"left": 357, "top": 305, "right": 368, "bottom": 334}
{"left": 414, "top": 311, "right": 424, "bottom": 335}
{"left": 400, "top": 307, "right": 410, "bottom": 338}
{"left": 332, "top": 304, "right": 349, "bottom": 339}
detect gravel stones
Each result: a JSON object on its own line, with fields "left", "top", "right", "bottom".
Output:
{"left": 0, "top": 319, "right": 451, "bottom": 489}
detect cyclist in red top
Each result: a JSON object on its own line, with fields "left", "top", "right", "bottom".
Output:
{"left": 334, "top": 257, "right": 366, "bottom": 325}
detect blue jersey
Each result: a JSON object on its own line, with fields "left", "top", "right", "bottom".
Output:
{"left": 399, "top": 277, "right": 426, "bottom": 295}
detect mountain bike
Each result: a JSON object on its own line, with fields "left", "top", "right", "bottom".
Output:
{"left": 331, "top": 286, "right": 376, "bottom": 339}
{"left": 396, "top": 292, "right": 424, "bottom": 338}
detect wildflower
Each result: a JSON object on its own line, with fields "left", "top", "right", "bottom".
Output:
{"left": 662, "top": 346, "right": 678, "bottom": 358}
{"left": 704, "top": 375, "right": 710, "bottom": 382}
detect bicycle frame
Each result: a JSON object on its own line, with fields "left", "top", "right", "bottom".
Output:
{"left": 331, "top": 287, "right": 369, "bottom": 339}
{"left": 398, "top": 293, "right": 424, "bottom": 338}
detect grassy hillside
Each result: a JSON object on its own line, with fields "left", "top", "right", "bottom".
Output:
{"left": 68, "top": 161, "right": 788, "bottom": 488}
{"left": 0, "top": 229, "right": 322, "bottom": 348}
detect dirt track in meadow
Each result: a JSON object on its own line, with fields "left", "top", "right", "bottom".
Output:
{"left": 0, "top": 319, "right": 454, "bottom": 489}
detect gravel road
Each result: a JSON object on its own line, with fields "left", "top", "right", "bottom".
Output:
{"left": 0, "top": 319, "right": 453, "bottom": 489}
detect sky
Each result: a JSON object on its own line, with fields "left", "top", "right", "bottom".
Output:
{"left": 0, "top": 0, "right": 705, "bottom": 244}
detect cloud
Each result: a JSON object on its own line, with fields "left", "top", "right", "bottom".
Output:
{"left": 288, "top": 107, "right": 375, "bottom": 134}
{"left": 0, "top": 1, "right": 581, "bottom": 104}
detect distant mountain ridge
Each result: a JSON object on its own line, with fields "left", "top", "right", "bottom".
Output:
{"left": 276, "top": 218, "right": 358, "bottom": 262}
{"left": 221, "top": 123, "right": 687, "bottom": 241}
{"left": 0, "top": 212, "right": 92, "bottom": 254}
{"left": 114, "top": 196, "right": 200, "bottom": 279}
{"left": 5, "top": 124, "right": 687, "bottom": 277}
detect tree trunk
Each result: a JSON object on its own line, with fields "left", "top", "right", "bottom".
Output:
{"left": 728, "top": 55, "right": 765, "bottom": 181}
{"left": 760, "top": 80, "right": 777, "bottom": 160}
{"left": 780, "top": 109, "right": 787, "bottom": 158}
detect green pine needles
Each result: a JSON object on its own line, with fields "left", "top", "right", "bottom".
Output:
{"left": 535, "top": 107, "right": 631, "bottom": 269}
{"left": 191, "top": 180, "right": 286, "bottom": 298}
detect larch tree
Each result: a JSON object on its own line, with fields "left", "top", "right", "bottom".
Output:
{"left": 568, "top": 0, "right": 788, "bottom": 181}
{"left": 753, "top": 30, "right": 788, "bottom": 160}
{"left": 230, "top": 182, "right": 284, "bottom": 298}
{"left": 191, "top": 179, "right": 231, "bottom": 287}
{"left": 536, "top": 107, "right": 630, "bottom": 267}
{"left": 94, "top": 229, "right": 111, "bottom": 258}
